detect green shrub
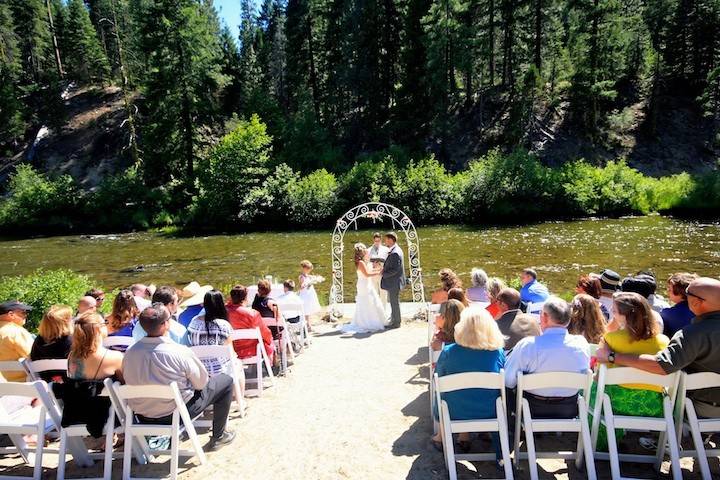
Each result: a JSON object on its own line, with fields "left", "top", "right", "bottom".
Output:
{"left": 242, "top": 163, "right": 299, "bottom": 226}
{"left": 287, "top": 169, "right": 340, "bottom": 226}
{"left": 194, "top": 114, "right": 273, "bottom": 227}
{"left": 338, "top": 157, "right": 401, "bottom": 208}
{"left": 0, "top": 164, "right": 83, "bottom": 233}
{"left": 0, "top": 269, "right": 95, "bottom": 332}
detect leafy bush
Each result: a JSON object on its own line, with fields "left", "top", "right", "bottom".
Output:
{"left": 338, "top": 157, "right": 401, "bottom": 208}
{"left": 194, "top": 114, "right": 273, "bottom": 227}
{"left": 287, "top": 169, "right": 340, "bottom": 226}
{"left": 0, "top": 269, "right": 95, "bottom": 332}
{"left": 0, "top": 164, "right": 83, "bottom": 233}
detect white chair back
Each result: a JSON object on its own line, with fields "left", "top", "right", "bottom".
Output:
{"left": 25, "top": 358, "right": 68, "bottom": 381}
{"left": 514, "top": 371, "right": 596, "bottom": 480}
{"left": 526, "top": 302, "right": 545, "bottom": 319}
{"left": 114, "top": 381, "right": 207, "bottom": 479}
{"left": 262, "top": 317, "right": 293, "bottom": 373}
{"left": 231, "top": 328, "right": 274, "bottom": 395}
{"left": 190, "top": 344, "right": 246, "bottom": 417}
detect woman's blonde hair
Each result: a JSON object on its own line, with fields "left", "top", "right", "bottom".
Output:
{"left": 438, "top": 268, "right": 462, "bottom": 291}
{"left": 38, "top": 304, "right": 73, "bottom": 342}
{"left": 353, "top": 243, "right": 367, "bottom": 264}
{"left": 454, "top": 306, "right": 505, "bottom": 350}
{"left": 613, "top": 292, "right": 658, "bottom": 341}
{"left": 569, "top": 294, "right": 606, "bottom": 344}
{"left": 70, "top": 312, "right": 106, "bottom": 360}
{"left": 300, "top": 260, "right": 313, "bottom": 270}
{"left": 440, "top": 299, "right": 465, "bottom": 343}
{"left": 487, "top": 277, "right": 507, "bottom": 301}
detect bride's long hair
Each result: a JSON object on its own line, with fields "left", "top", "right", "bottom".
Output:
{"left": 353, "top": 243, "right": 367, "bottom": 265}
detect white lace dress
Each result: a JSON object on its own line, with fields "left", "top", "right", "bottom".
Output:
{"left": 339, "top": 266, "right": 386, "bottom": 333}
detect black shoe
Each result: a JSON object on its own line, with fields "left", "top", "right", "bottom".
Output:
{"left": 387, "top": 322, "right": 401, "bottom": 329}
{"left": 207, "top": 430, "right": 235, "bottom": 451}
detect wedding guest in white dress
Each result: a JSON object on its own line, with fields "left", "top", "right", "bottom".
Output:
{"left": 298, "top": 260, "right": 323, "bottom": 331}
{"left": 369, "top": 232, "right": 390, "bottom": 305}
{"left": 340, "top": 244, "right": 386, "bottom": 333}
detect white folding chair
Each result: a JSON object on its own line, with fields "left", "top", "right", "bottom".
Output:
{"left": 428, "top": 346, "right": 443, "bottom": 435}
{"left": 113, "top": 381, "right": 207, "bottom": 480}
{"left": 231, "top": 328, "right": 275, "bottom": 397}
{"left": 590, "top": 364, "right": 682, "bottom": 480}
{"left": 56, "top": 385, "right": 117, "bottom": 480}
{"left": 526, "top": 302, "right": 545, "bottom": 320}
{"left": 513, "top": 371, "right": 596, "bottom": 480}
{"left": 102, "top": 336, "right": 134, "bottom": 352}
{"left": 24, "top": 358, "right": 68, "bottom": 382}
{"left": 588, "top": 344, "right": 600, "bottom": 358}
{"left": 282, "top": 303, "right": 309, "bottom": 351}
{"left": 0, "top": 359, "right": 29, "bottom": 382}
{"left": 0, "top": 381, "right": 52, "bottom": 479}
{"left": 189, "top": 344, "right": 246, "bottom": 418}
{"left": 675, "top": 371, "right": 720, "bottom": 480}
{"left": 434, "top": 371, "right": 514, "bottom": 480}
{"left": 102, "top": 378, "right": 152, "bottom": 465}
{"left": 262, "top": 317, "right": 293, "bottom": 374}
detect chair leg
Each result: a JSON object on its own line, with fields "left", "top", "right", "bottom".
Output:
{"left": 122, "top": 425, "right": 133, "bottom": 480}
{"left": 170, "top": 422, "right": 179, "bottom": 480}
{"left": 578, "top": 399, "right": 597, "bottom": 480}
{"left": 497, "top": 398, "right": 514, "bottom": 480}
{"left": 521, "top": 400, "right": 538, "bottom": 480}
{"left": 513, "top": 396, "right": 522, "bottom": 468}
{"left": 663, "top": 399, "right": 683, "bottom": 480}
{"left": 440, "top": 403, "right": 457, "bottom": 480}
{"left": 602, "top": 394, "right": 622, "bottom": 480}
{"left": 8, "top": 433, "right": 30, "bottom": 464}
{"left": 57, "top": 430, "right": 68, "bottom": 480}
{"left": 686, "top": 401, "right": 712, "bottom": 480}
{"left": 33, "top": 419, "right": 44, "bottom": 480}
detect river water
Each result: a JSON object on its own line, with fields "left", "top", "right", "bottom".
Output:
{"left": 1, "top": 216, "right": 718, "bottom": 303}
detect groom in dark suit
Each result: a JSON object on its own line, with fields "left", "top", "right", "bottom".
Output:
{"left": 381, "top": 231, "right": 406, "bottom": 329}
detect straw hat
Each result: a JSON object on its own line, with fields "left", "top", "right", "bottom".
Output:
{"left": 179, "top": 284, "right": 213, "bottom": 308}
{"left": 180, "top": 281, "right": 201, "bottom": 299}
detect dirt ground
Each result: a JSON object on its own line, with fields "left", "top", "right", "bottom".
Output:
{"left": 1, "top": 320, "right": 718, "bottom": 479}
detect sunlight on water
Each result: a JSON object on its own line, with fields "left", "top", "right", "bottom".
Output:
{"left": 0, "top": 216, "right": 718, "bottom": 303}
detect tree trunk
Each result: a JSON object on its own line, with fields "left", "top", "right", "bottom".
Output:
{"left": 534, "top": 0, "right": 542, "bottom": 71}
{"left": 589, "top": 0, "right": 599, "bottom": 132}
{"left": 489, "top": 0, "right": 495, "bottom": 86}
{"left": 306, "top": 14, "right": 321, "bottom": 121}
{"left": 46, "top": 0, "right": 64, "bottom": 79}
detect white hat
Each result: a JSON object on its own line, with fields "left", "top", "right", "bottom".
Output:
{"left": 180, "top": 281, "right": 201, "bottom": 299}
{"left": 179, "top": 284, "right": 213, "bottom": 308}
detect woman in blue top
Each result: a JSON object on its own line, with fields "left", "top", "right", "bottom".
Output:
{"left": 432, "top": 306, "right": 505, "bottom": 452}
{"left": 661, "top": 272, "right": 698, "bottom": 338}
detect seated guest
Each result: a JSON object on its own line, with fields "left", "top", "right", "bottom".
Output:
{"left": 447, "top": 287, "right": 469, "bottom": 307}
{"left": 593, "top": 292, "right": 669, "bottom": 450}
{"left": 123, "top": 304, "right": 235, "bottom": 450}
{"left": 252, "top": 280, "right": 282, "bottom": 340}
{"left": 0, "top": 301, "right": 34, "bottom": 381}
{"left": 568, "top": 294, "right": 607, "bottom": 344}
{"left": 505, "top": 297, "right": 589, "bottom": 421}
{"left": 77, "top": 296, "right": 97, "bottom": 315}
{"left": 637, "top": 270, "right": 670, "bottom": 313}
{"left": 106, "top": 290, "right": 140, "bottom": 344}
{"left": 279, "top": 280, "right": 304, "bottom": 324}
{"left": 486, "top": 277, "right": 506, "bottom": 319}
{"left": 430, "top": 300, "right": 465, "bottom": 352}
{"left": 519, "top": 268, "right": 550, "bottom": 304}
{"left": 597, "top": 277, "right": 720, "bottom": 419}
{"left": 178, "top": 283, "right": 212, "bottom": 327}
{"left": 431, "top": 307, "right": 505, "bottom": 451}
{"left": 188, "top": 290, "right": 234, "bottom": 376}
{"left": 431, "top": 268, "right": 462, "bottom": 304}
{"left": 597, "top": 269, "right": 621, "bottom": 315}
{"left": 661, "top": 272, "right": 698, "bottom": 338}
{"left": 31, "top": 305, "right": 74, "bottom": 382}
{"left": 620, "top": 276, "right": 665, "bottom": 333}
{"left": 61, "top": 312, "right": 123, "bottom": 440}
{"left": 495, "top": 288, "right": 541, "bottom": 351}
{"left": 85, "top": 288, "right": 106, "bottom": 311}
{"left": 133, "top": 286, "right": 189, "bottom": 345}
{"left": 576, "top": 275, "right": 610, "bottom": 320}
{"left": 226, "top": 285, "right": 274, "bottom": 360}
{"left": 467, "top": 268, "right": 490, "bottom": 303}
{"left": 131, "top": 283, "right": 155, "bottom": 311}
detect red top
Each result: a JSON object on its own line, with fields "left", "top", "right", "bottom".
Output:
{"left": 225, "top": 302, "right": 274, "bottom": 359}
{"left": 486, "top": 302, "right": 501, "bottom": 319}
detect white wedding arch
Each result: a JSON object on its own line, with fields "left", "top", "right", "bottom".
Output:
{"left": 329, "top": 202, "right": 426, "bottom": 311}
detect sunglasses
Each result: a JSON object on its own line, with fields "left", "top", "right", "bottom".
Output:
{"left": 685, "top": 288, "right": 705, "bottom": 301}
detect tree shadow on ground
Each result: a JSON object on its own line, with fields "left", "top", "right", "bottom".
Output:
{"left": 405, "top": 347, "right": 428, "bottom": 366}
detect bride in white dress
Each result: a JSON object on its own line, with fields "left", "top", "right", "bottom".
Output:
{"left": 339, "top": 243, "right": 386, "bottom": 333}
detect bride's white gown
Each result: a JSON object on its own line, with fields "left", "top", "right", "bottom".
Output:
{"left": 340, "top": 267, "right": 386, "bottom": 333}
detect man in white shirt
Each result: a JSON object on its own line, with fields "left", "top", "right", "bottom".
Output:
{"left": 123, "top": 304, "right": 235, "bottom": 450}
{"left": 369, "top": 232, "right": 390, "bottom": 305}
{"left": 505, "top": 296, "right": 590, "bottom": 420}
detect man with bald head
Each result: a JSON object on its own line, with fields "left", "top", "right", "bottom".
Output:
{"left": 77, "top": 296, "right": 97, "bottom": 315}
{"left": 598, "top": 277, "right": 720, "bottom": 417}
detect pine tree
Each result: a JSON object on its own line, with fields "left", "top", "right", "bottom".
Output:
{"left": 62, "top": 0, "right": 110, "bottom": 84}
{"left": 0, "top": 3, "right": 26, "bottom": 145}
{"left": 219, "top": 25, "right": 242, "bottom": 115}
{"left": 136, "top": 0, "right": 228, "bottom": 184}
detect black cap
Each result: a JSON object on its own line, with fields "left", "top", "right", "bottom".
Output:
{"left": 0, "top": 301, "right": 33, "bottom": 315}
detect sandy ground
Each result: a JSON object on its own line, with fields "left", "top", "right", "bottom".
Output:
{"left": 2, "top": 319, "right": 719, "bottom": 479}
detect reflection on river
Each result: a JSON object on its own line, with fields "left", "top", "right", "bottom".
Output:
{"left": 0, "top": 216, "right": 718, "bottom": 303}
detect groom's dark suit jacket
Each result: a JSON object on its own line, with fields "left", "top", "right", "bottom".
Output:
{"left": 381, "top": 245, "right": 406, "bottom": 291}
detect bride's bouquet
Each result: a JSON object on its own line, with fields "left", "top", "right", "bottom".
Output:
{"left": 306, "top": 274, "right": 325, "bottom": 286}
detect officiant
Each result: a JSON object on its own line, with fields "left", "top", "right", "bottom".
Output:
{"left": 369, "top": 232, "right": 389, "bottom": 305}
